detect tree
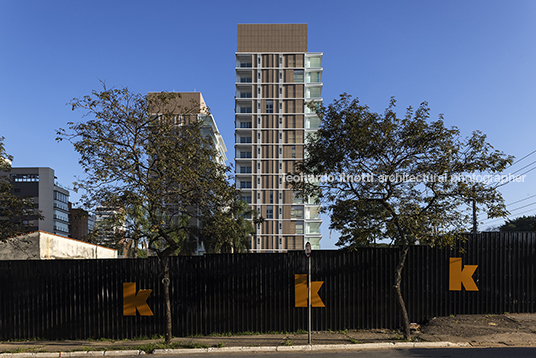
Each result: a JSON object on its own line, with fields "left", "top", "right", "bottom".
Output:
{"left": 291, "top": 94, "right": 512, "bottom": 339}
{"left": 0, "top": 137, "right": 42, "bottom": 240}
{"left": 500, "top": 215, "right": 536, "bottom": 232}
{"left": 200, "top": 198, "right": 263, "bottom": 253}
{"left": 57, "top": 85, "right": 235, "bottom": 344}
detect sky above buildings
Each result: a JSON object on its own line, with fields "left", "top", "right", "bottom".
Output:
{"left": 1, "top": 0, "right": 535, "bottom": 248}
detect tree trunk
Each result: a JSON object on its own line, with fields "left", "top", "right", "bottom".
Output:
{"left": 161, "top": 259, "right": 172, "bottom": 344}
{"left": 393, "top": 244, "right": 411, "bottom": 340}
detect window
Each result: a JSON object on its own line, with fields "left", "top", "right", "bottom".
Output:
{"left": 240, "top": 137, "right": 252, "bottom": 143}
{"left": 292, "top": 146, "right": 296, "bottom": 159}
{"left": 241, "top": 195, "right": 252, "bottom": 204}
{"left": 258, "top": 147, "right": 261, "bottom": 155}
{"left": 291, "top": 206, "right": 304, "bottom": 219}
{"left": 240, "top": 166, "right": 252, "bottom": 174}
{"left": 240, "top": 181, "right": 252, "bottom": 189}
{"left": 270, "top": 191, "right": 273, "bottom": 204}
{"left": 258, "top": 162, "right": 261, "bottom": 170}
{"left": 12, "top": 174, "right": 39, "bottom": 182}
{"left": 240, "top": 151, "right": 252, "bottom": 158}
{"left": 257, "top": 177, "right": 261, "bottom": 185}
{"left": 266, "top": 100, "right": 273, "bottom": 113}
{"left": 279, "top": 162, "right": 282, "bottom": 170}
{"left": 240, "top": 121, "right": 252, "bottom": 128}
{"left": 295, "top": 222, "right": 304, "bottom": 235}
{"left": 293, "top": 70, "right": 304, "bottom": 83}
{"left": 240, "top": 92, "right": 252, "bottom": 98}
{"left": 266, "top": 206, "right": 273, "bottom": 219}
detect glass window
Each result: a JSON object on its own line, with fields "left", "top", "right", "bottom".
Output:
{"left": 240, "top": 181, "right": 252, "bottom": 189}
{"left": 294, "top": 70, "right": 304, "bottom": 83}
{"left": 241, "top": 195, "right": 252, "bottom": 204}
{"left": 266, "top": 100, "right": 273, "bottom": 113}
{"left": 291, "top": 206, "right": 304, "bottom": 219}
{"left": 295, "top": 222, "right": 304, "bottom": 235}
{"left": 266, "top": 206, "right": 273, "bottom": 219}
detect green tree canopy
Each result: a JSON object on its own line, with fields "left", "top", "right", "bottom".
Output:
{"left": 291, "top": 94, "right": 513, "bottom": 339}
{"left": 500, "top": 215, "right": 536, "bottom": 232}
{"left": 200, "top": 198, "right": 263, "bottom": 253}
{"left": 57, "top": 85, "right": 236, "bottom": 343}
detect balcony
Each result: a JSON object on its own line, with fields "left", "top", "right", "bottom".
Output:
{"left": 237, "top": 121, "right": 252, "bottom": 128}
{"left": 237, "top": 107, "right": 252, "bottom": 114}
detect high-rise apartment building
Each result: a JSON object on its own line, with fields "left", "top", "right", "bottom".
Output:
{"left": 235, "top": 24, "right": 323, "bottom": 252}
{"left": 148, "top": 91, "right": 227, "bottom": 255}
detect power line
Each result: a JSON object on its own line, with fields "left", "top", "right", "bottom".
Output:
{"left": 495, "top": 165, "right": 536, "bottom": 189}
{"left": 478, "top": 193, "right": 536, "bottom": 220}
{"left": 509, "top": 149, "right": 536, "bottom": 168}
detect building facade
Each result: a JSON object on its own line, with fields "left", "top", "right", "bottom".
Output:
{"left": 148, "top": 91, "right": 227, "bottom": 255}
{"left": 235, "top": 24, "right": 323, "bottom": 252}
{"left": 7, "top": 167, "right": 70, "bottom": 236}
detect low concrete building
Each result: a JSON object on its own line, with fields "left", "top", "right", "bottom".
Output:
{"left": 0, "top": 231, "right": 117, "bottom": 260}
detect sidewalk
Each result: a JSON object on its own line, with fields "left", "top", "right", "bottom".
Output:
{"left": 0, "top": 331, "right": 464, "bottom": 356}
{"left": 2, "top": 313, "right": 536, "bottom": 355}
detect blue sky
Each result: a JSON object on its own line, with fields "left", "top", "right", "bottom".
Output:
{"left": 1, "top": 0, "right": 535, "bottom": 248}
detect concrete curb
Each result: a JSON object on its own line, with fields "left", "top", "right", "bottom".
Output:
{"left": 152, "top": 341, "right": 469, "bottom": 355}
{"left": 0, "top": 342, "right": 471, "bottom": 357}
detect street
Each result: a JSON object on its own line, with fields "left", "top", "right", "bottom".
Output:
{"left": 146, "top": 347, "right": 536, "bottom": 357}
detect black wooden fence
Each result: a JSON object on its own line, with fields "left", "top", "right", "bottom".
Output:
{"left": 1, "top": 232, "right": 535, "bottom": 340}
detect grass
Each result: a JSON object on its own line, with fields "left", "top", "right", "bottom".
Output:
{"left": 348, "top": 338, "right": 364, "bottom": 344}
{"left": 283, "top": 338, "right": 292, "bottom": 346}
{"left": 70, "top": 341, "right": 212, "bottom": 354}
{"left": 1, "top": 346, "right": 45, "bottom": 354}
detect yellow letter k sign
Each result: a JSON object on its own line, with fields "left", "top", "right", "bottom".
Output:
{"left": 294, "top": 274, "right": 325, "bottom": 307}
{"left": 123, "top": 282, "right": 154, "bottom": 316}
{"left": 449, "top": 258, "right": 478, "bottom": 291}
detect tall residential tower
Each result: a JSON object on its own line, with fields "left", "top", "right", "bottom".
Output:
{"left": 235, "top": 24, "right": 323, "bottom": 252}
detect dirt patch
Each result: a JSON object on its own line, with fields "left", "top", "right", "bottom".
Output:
{"left": 415, "top": 313, "right": 536, "bottom": 346}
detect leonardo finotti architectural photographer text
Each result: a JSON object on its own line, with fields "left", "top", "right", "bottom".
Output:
{"left": 285, "top": 173, "right": 526, "bottom": 184}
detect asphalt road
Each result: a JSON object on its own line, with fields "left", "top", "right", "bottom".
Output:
{"left": 147, "top": 347, "right": 536, "bottom": 357}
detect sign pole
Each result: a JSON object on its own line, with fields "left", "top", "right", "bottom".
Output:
{"left": 305, "top": 241, "right": 312, "bottom": 345}
{"left": 308, "top": 252, "right": 311, "bottom": 344}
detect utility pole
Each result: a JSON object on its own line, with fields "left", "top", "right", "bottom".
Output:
{"left": 472, "top": 198, "right": 478, "bottom": 234}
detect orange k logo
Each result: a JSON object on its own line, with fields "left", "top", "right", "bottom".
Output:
{"left": 123, "top": 283, "right": 154, "bottom": 316}
{"left": 449, "top": 258, "right": 478, "bottom": 291}
{"left": 294, "top": 274, "right": 325, "bottom": 307}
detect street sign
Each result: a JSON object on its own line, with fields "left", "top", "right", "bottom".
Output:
{"left": 305, "top": 241, "right": 311, "bottom": 258}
